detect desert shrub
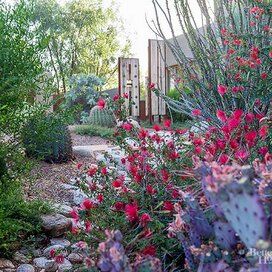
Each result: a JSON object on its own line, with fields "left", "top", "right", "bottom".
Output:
{"left": 64, "top": 74, "right": 105, "bottom": 122}
{"left": 22, "top": 112, "right": 73, "bottom": 163}
{"left": 152, "top": 0, "right": 271, "bottom": 122}
{"left": 167, "top": 88, "right": 189, "bottom": 123}
{"left": 74, "top": 125, "right": 115, "bottom": 139}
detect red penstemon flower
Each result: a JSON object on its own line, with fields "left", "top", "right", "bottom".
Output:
{"left": 122, "top": 122, "right": 133, "bottom": 131}
{"left": 217, "top": 84, "right": 228, "bottom": 95}
{"left": 163, "top": 119, "right": 171, "bottom": 128}
{"left": 97, "top": 98, "right": 106, "bottom": 109}
{"left": 125, "top": 203, "right": 139, "bottom": 222}
{"left": 259, "top": 125, "right": 268, "bottom": 139}
{"left": 216, "top": 110, "right": 227, "bottom": 122}
{"left": 81, "top": 199, "right": 95, "bottom": 210}
{"left": 153, "top": 124, "right": 161, "bottom": 131}
{"left": 55, "top": 254, "right": 65, "bottom": 264}
{"left": 140, "top": 213, "right": 152, "bottom": 227}
{"left": 141, "top": 245, "right": 156, "bottom": 256}
{"left": 163, "top": 201, "right": 174, "bottom": 212}
{"left": 192, "top": 109, "right": 202, "bottom": 116}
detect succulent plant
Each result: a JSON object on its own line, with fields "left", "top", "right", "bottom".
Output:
{"left": 88, "top": 106, "right": 116, "bottom": 128}
{"left": 97, "top": 230, "right": 132, "bottom": 272}
{"left": 132, "top": 256, "right": 162, "bottom": 272}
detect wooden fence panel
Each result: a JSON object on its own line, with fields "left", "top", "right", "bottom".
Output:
{"left": 118, "top": 58, "right": 140, "bottom": 117}
{"left": 148, "top": 39, "right": 167, "bottom": 118}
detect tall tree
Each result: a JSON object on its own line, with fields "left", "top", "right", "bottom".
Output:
{"left": 32, "top": 0, "right": 131, "bottom": 93}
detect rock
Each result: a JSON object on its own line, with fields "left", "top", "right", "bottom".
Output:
{"left": 13, "top": 252, "right": 31, "bottom": 264}
{"left": 50, "top": 238, "right": 71, "bottom": 248}
{"left": 52, "top": 204, "right": 73, "bottom": 217}
{"left": 67, "top": 253, "right": 83, "bottom": 264}
{"left": 16, "top": 264, "right": 35, "bottom": 272}
{"left": 43, "top": 245, "right": 66, "bottom": 258}
{"left": 33, "top": 257, "right": 57, "bottom": 272}
{"left": 72, "top": 190, "right": 88, "bottom": 206}
{"left": 0, "top": 259, "right": 15, "bottom": 270}
{"left": 60, "top": 184, "right": 78, "bottom": 191}
{"left": 57, "top": 259, "right": 72, "bottom": 272}
{"left": 41, "top": 214, "right": 72, "bottom": 237}
{"left": 32, "top": 249, "right": 43, "bottom": 258}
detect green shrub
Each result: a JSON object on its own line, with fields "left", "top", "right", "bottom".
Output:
{"left": 167, "top": 88, "right": 189, "bottom": 123}
{"left": 0, "top": 178, "right": 50, "bottom": 257}
{"left": 75, "top": 125, "right": 115, "bottom": 139}
{"left": 88, "top": 106, "right": 116, "bottom": 128}
{"left": 22, "top": 113, "right": 73, "bottom": 163}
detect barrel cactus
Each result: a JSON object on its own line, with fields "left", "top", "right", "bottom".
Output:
{"left": 88, "top": 106, "right": 116, "bottom": 128}
{"left": 22, "top": 113, "right": 73, "bottom": 163}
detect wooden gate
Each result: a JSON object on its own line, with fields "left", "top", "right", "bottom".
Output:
{"left": 118, "top": 58, "right": 140, "bottom": 117}
{"left": 147, "top": 39, "right": 167, "bottom": 121}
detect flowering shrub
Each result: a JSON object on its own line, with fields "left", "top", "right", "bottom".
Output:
{"left": 68, "top": 112, "right": 196, "bottom": 269}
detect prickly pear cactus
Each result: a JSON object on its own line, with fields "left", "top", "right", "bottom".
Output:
{"left": 214, "top": 221, "right": 237, "bottom": 250}
{"left": 200, "top": 260, "right": 233, "bottom": 272}
{"left": 133, "top": 256, "right": 162, "bottom": 272}
{"left": 97, "top": 230, "right": 132, "bottom": 272}
{"left": 183, "top": 193, "right": 214, "bottom": 239}
{"left": 88, "top": 105, "right": 116, "bottom": 128}
{"left": 217, "top": 180, "right": 268, "bottom": 249}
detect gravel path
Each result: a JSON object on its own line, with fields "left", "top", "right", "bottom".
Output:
{"left": 24, "top": 132, "right": 109, "bottom": 203}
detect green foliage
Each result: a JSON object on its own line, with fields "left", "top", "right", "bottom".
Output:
{"left": 22, "top": 113, "right": 73, "bottom": 163}
{"left": 0, "top": 178, "right": 50, "bottom": 257}
{"left": 88, "top": 106, "right": 116, "bottom": 128}
{"left": 32, "top": 0, "right": 131, "bottom": 92}
{"left": 75, "top": 125, "right": 115, "bottom": 139}
{"left": 167, "top": 88, "right": 189, "bottom": 123}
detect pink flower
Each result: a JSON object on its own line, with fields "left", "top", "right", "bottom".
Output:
{"left": 163, "top": 201, "right": 174, "bottom": 212}
{"left": 87, "top": 165, "right": 98, "bottom": 176}
{"left": 141, "top": 245, "right": 156, "bottom": 256}
{"left": 122, "top": 122, "right": 133, "bottom": 131}
{"left": 97, "top": 194, "right": 104, "bottom": 203}
{"left": 235, "top": 149, "right": 249, "bottom": 161}
{"left": 218, "top": 154, "right": 229, "bottom": 165}
{"left": 261, "top": 72, "right": 268, "bottom": 80}
{"left": 269, "top": 51, "right": 272, "bottom": 58}
{"left": 245, "top": 112, "right": 255, "bottom": 123}
{"left": 81, "top": 199, "right": 95, "bottom": 210}
{"left": 259, "top": 125, "right": 268, "bottom": 139}
{"left": 216, "top": 110, "right": 227, "bottom": 122}
{"left": 123, "top": 93, "right": 129, "bottom": 99}
{"left": 192, "top": 109, "right": 202, "bottom": 116}
{"left": 55, "top": 254, "right": 65, "bottom": 264}
{"left": 146, "top": 185, "right": 157, "bottom": 195}
{"left": 149, "top": 83, "right": 155, "bottom": 90}
{"left": 140, "top": 213, "right": 152, "bottom": 227}
{"left": 97, "top": 99, "right": 106, "bottom": 109}
{"left": 76, "top": 162, "right": 83, "bottom": 169}
{"left": 125, "top": 203, "right": 139, "bottom": 223}
{"left": 112, "top": 178, "right": 123, "bottom": 188}
{"left": 85, "top": 220, "right": 92, "bottom": 233}
{"left": 217, "top": 85, "right": 228, "bottom": 95}
{"left": 70, "top": 209, "right": 79, "bottom": 222}
{"left": 49, "top": 249, "right": 56, "bottom": 258}
{"left": 163, "top": 119, "right": 171, "bottom": 128}
{"left": 113, "top": 94, "right": 120, "bottom": 101}
{"left": 138, "top": 128, "right": 148, "bottom": 139}
{"left": 153, "top": 124, "right": 161, "bottom": 131}
{"left": 101, "top": 167, "right": 107, "bottom": 175}
{"left": 259, "top": 147, "right": 269, "bottom": 156}
{"left": 114, "top": 201, "right": 125, "bottom": 211}
{"left": 232, "top": 109, "right": 244, "bottom": 119}
{"left": 245, "top": 131, "right": 257, "bottom": 144}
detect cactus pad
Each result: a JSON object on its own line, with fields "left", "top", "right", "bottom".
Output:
{"left": 214, "top": 221, "right": 237, "bottom": 250}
